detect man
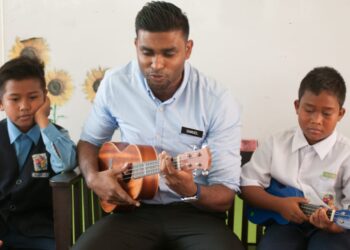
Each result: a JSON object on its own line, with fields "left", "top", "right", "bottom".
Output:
{"left": 74, "top": 2, "right": 243, "bottom": 250}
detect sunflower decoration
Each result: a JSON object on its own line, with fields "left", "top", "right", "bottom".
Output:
{"left": 9, "top": 37, "right": 50, "bottom": 65}
{"left": 46, "top": 70, "right": 74, "bottom": 123}
{"left": 83, "top": 67, "right": 107, "bottom": 102}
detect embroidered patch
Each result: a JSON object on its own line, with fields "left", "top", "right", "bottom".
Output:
{"left": 322, "top": 171, "right": 337, "bottom": 179}
{"left": 32, "top": 153, "right": 48, "bottom": 172}
{"left": 322, "top": 193, "right": 335, "bottom": 208}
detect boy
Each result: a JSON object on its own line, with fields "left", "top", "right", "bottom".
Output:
{"left": 241, "top": 66, "right": 350, "bottom": 250}
{"left": 0, "top": 57, "right": 77, "bottom": 249}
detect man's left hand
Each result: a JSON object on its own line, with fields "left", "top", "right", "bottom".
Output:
{"left": 159, "top": 151, "right": 197, "bottom": 197}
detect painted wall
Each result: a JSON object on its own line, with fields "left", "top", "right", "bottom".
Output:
{"left": 1, "top": 0, "right": 350, "bottom": 143}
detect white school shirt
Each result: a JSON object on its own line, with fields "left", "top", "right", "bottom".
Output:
{"left": 240, "top": 127, "right": 350, "bottom": 209}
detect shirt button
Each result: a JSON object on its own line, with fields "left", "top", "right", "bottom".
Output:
{"left": 16, "top": 179, "right": 22, "bottom": 185}
{"left": 9, "top": 204, "right": 16, "bottom": 211}
{"left": 158, "top": 107, "right": 163, "bottom": 112}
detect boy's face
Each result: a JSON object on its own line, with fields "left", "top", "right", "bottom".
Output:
{"left": 0, "top": 78, "right": 46, "bottom": 132}
{"left": 294, "top": 90, "right": 345, "bottom": 145}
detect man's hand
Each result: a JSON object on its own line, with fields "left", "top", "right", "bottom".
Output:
{"left": 88, "top": 164, "right": 140, "bottom": 207}
{"left": 275, "top": 197, "right": 309, "bottom": 224}
{"left": 35, "top": 96, "right": 51, "bottom": 128}
{"left": 0, "top": 239, "right": 3, "bottom": 248}
{"left": 159, "top": 151, "right": 197, "bottom": 197}
{"left": 309, "top": 207, "right": 344, "bottom": 233}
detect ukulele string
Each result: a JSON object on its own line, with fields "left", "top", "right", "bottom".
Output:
{"left": 119, "top": 159, "right": 194, "bottom": 181}
{"left": 300, "top": 204, "right": 332, "bottom": 218}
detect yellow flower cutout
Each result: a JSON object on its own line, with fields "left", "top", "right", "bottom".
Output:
{"left": 9, "top": 37, "right": 50, "bottom": 65}
{"left": 46, "top": 70, "right": 74, "bottom": 106}
{"left": 83, "top": 67, "right": 107, "bottom": 102}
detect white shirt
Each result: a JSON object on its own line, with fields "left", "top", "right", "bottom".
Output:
{"left": 241, "top": 127, "right": 350, "bottom": 209}
{"left": 81, "top": 60, "right": 242, "bottom": 204}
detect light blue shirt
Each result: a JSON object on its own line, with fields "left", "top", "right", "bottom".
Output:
{"left": 81, "top": 60, "right": 242, "bottom": 204}
{"left": 7, "top": 119, "right": 76, "bottom": 173}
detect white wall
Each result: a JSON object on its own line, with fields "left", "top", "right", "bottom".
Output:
{"left": 1, "top": 0, "right": 350, "bottom": 143}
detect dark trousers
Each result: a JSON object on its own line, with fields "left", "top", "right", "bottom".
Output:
{"left": 258, "top": 223, "right": 350, "bottom": 250}
{"left": 1, "top": 224, "right": 54, "bottom": 250}
{"left": 73, "top": 202, "right": 244, "bottom": 250}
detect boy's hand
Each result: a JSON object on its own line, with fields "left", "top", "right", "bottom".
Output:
{"left": 0, "top": 239, "right": 3, "bottom": 247}
{"left": 309, "top": 207, "right": 344, "bottom": 233}
{"left": 276, "top": 197, "right": 309, "bottom": 224}
{"left": 35, "top": 96, "right": 51, "bottom": 128}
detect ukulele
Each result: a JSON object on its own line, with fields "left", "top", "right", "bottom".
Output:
{"left": 247, "top": 178, "right": 350, "bottom": 229}
{"left": 98, "top": 142, "right": 211, "bottom": 212}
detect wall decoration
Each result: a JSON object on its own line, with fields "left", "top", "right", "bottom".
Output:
{"left": 83, "top": 67, "right": 107, "bottom": 102}
{"left": 46, "top": 69, "right": 74, "bottom": 123}
{"left": 9, "top": 37, "right": 50, "bottom": 65}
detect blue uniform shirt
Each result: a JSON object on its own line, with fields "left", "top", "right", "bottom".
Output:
{"left": 81, "top": 60, "right": 242, "bottom": 204}
{"left": 7, "top": 119, "right": 76, "bottom": 173}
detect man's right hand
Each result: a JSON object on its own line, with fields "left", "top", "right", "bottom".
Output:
{"left": 0, "top": 239, "right": 3, "bottom": 248}
{"left": 88, "top": 165, "right": 140, "bottom": 207}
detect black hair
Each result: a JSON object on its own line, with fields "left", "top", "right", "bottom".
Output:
{"left": 298, "top": 66, "right": 346, "bottom": 107}
{"left": 135, "top": 1, "right": 189, "bottom": 39}
{"left": 0, "top": 57, "right": 46, "bottom": 99}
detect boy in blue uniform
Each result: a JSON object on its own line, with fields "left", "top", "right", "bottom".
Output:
{"left": 241, "top": 66, "right": 350, "bottom": 250}
{"left": 0, "top": 57, "right": 77, "bottom": 249}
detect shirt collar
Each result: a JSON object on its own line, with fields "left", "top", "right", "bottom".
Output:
{"left": 7, "top": 119, "right": 41, "bottom": 145}
{"left": 292, "top": 126, "right": 337, "bottom": 160}
{"left": 139, "top": 61, "right": 190, "bottom": 104}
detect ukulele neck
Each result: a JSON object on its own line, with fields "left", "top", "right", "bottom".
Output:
{"left": 300, "top": 203, "right": 335, "bottom": 221}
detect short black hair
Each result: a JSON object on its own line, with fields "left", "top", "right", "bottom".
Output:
{"left": 298, "top": 66, "right": 346, "bottom": 107}
{"left": 135, "top": 1, "right": 189, "bottom": 39}
{"left": 0, "top": 57, "right": 46, "bottom": 99}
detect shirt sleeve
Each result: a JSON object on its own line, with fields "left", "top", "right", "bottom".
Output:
{"left": 80, "top": 74, "right": 118, "bottom": 146}
{"left": 240, "top": 136, "right": 273, "bottom": 188}
{"left": 41, "top": 123, "right": 77, "bottom": 173}
{"left": 205, "top": 90, "right": 242, "bottom": 192}
{"left": 335, "top": 156, "right": 350, "bottom": 210}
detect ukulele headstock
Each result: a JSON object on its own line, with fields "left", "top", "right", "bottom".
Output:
{"left": 176, "top": 147, "right": 211, "bottom": 173}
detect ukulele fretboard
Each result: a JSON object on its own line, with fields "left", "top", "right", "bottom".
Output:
{"left": 300, "top": 203, "right": 335, "bottom": 221}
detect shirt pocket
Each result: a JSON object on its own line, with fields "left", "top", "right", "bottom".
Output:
{"left": 316, "top": 173, "right": 337, "bottom": 208}
{"left": 177, "top": 133, "right": 204, "bottom": 151}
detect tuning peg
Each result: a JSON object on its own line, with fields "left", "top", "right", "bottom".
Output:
{"left": 201, "top": 170, "right": 209, "bottom": 176}
{"left": 108, "top": 158, "right": 113, "bottom": 169}
{"left": 190, "top": 144, "right": 198, "bottom": 151}
{"left": 192, "top": 170, "right": 197, "bottom": 177}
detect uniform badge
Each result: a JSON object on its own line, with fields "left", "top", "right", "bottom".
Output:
{"left": 32, "top": 153, "right": 50, "bottom": 178}
{"left": 322, "top": 193, "right": 335, "bottom": 209}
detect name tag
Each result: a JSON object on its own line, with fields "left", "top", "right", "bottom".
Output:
{"left": 181, "top": 127, "right": 203, "bottom": 138}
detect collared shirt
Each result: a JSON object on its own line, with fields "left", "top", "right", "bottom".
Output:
{"left": 7, "top": 119, "right": 76, "bottom": 173}
{"left": 241, "top": 127, "right": 350, "bottom": 209}
{"left": 81, "top": 60, "right": 242, "bottom": 204}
